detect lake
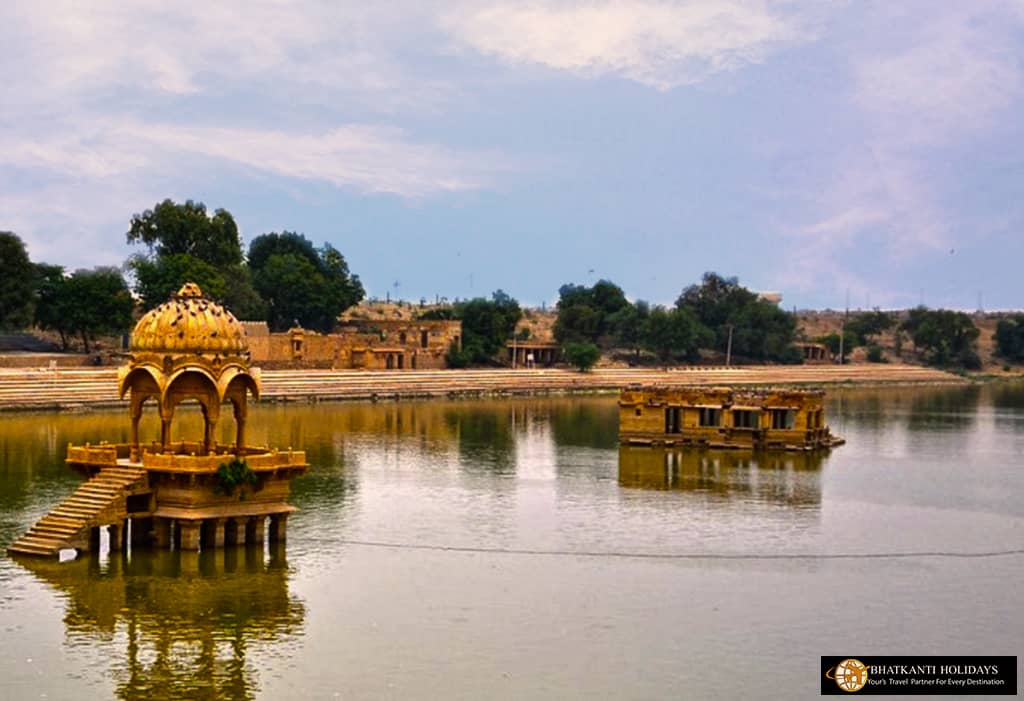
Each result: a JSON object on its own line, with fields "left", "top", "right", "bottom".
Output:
{"left": 1, "top": 384, "right": 1022, "bottom": 699}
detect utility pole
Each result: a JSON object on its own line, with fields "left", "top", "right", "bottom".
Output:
{"left": 839, "top": 288, "right": 849, "bottom": 365}
{"left": 725, "top": 324, "right": 734, "bottom": 367}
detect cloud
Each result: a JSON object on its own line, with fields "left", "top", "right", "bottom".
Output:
{"left": 853, "top": 6, "right": 1021, "bottom": 146}
{"left": 2, "top": 0, "right": 451, "bottom": 112}
{"left": 777, "top": 2, "right": 1024, "bottom": 302}
{"left": 443, "top": 0, "right": 818, "bottom": 90}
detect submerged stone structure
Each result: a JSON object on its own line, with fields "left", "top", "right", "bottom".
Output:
{"left": 618, "top": 385, "right": 844, "bottom": 451}
{"left": 7, "top": 283, "right": 307, "bottom": 558}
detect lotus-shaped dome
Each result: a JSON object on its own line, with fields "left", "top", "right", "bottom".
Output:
{"left": 131, "top": 283, "right": 247, "bottom": 354}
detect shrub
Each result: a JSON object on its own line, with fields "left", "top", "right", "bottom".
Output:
{"left": 564, "top": 342, "right": 601, "bottom": 372}
{"left": 214, "top": 457, "right": 258, "bottom": 498}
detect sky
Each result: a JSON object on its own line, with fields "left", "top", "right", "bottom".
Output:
{"left": 3, "top": 0, "right": 1024, "bottom": 310}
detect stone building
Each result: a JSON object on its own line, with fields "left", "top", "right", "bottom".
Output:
{"left": 7, "top": 283, "right": 307, "bottom": 558}
{"left": 618, "top": 385, "right": 844, "bottom": 450}
{"left": 243, "top": 319, "right": 462, "bottom": 370}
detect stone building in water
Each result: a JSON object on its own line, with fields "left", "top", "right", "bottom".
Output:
{"left": 7, "top": 283, "right": 307, "bottom": 558}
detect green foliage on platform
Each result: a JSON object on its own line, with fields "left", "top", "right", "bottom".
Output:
{"left": 214, "top": 457, "right": 258, "bottom": 499}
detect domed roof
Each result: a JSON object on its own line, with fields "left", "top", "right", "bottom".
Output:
{"left": 131, "top": 283, "right": 247, "bottom": 354}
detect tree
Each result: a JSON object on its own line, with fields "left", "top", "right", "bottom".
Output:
{"left": 125, "top": 199, "right": 264, "bottom": 315}
{"left": 421, "top": 290, "right": 523, "bottom": 364}
{"left": 248, "top": 232, "right": 364, "bottom": 332}
{"left": 609, "top": 300, "right": 650, "bottom": 358}
{"left": 34, "top": 263, "right": 72, "bottom": 349}
{"left": 845, "top": 309, "right": 895, "bottom": 346}
{"left": 900, "top": 308, "right": 980, "bottom": 369}
{"left": 554, "top": 279, "right": 629, "bottom": 346}
{"left": 37, "top": 268, "right": 134, "bottom": 352}
{"left": 641, "top": 306, "right": 711, "bottom": 362}
{"left": 995, "top": 315, "right": 1024, "bottom": 362}
{"left": 129, "top": 253, "right": 228, "bottom": 311}
{"left": 127, "top": 199, "right": 243, "bottom": 267}
{"left": 676, "top": 272, "right": 797, "bottom": 362}
{"left": 564, "top": 342, "right": 601, "bottom": 372}
{"left": 0, "top": 232, "right": 36, "bottom": 330}
{"left": 676, "top": 272, "right": 757, "bottom": 332}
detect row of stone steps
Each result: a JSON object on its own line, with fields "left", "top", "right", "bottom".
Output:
{"left": 7, "top": 467, "right": 148, "bottom": 557}
{"left": 0, "top": 365, "right": 962, "bottom": 410}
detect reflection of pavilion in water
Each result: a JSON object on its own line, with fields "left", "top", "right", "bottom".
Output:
{"left": 14, "top": 546, "right": 303, "bottom": 700}
{"left": 618, "top": 446, "right": 825, "bottom": 507}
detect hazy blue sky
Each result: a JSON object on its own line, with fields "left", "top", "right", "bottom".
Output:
{"left": 3, "top": 1, "right": 1023, "bottom": 309}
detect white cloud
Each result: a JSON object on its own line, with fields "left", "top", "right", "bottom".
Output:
{"left": 443, "top": 0, "right": 818, "bottom": 90}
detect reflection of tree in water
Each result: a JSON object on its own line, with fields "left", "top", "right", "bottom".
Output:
{"left": 988, "top": 381, "right": 1024, "bottom": 411}
{"left": 444, "top": 406, "right": 517, "bottom": 474}
{"left": 618, "top": 446, "right": 825, "bottom": 508}
{"left": 549, "top": 401, "right": 619, "bottom": 450}
{"left": 13, "top": 547, "right": 303, "bottom": 700}
{"left": 906, "top": 385, "right": 980, "bottom": 431}
{"left": 831, "top": 385, "right": 981, "bottom": 432}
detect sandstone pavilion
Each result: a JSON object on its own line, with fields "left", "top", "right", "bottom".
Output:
{"left": 8, "top": 283, "right": 307, "bottom": 558}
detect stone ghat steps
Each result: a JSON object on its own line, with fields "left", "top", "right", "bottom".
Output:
{"left": 7, "top": 467, "right": 147, "bottom": 558}
{"left": 0, "top": 365, "right": 961, "bottom": 409}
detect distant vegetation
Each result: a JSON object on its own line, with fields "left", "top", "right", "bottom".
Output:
{"left": 0, "top": 199, "right": 365, "bottom": 350}
{"left": 0, "top": 211, "right": 1006, "bottom": 373}
{"left": 901, "top": 307, "right": 981, "bottom": 370}
{"left": 421, "top": 290, "right": 522, "bottom": 366}
{"left": 995, "top": 315, "right": 1024, "bottom": 362}
{"left": 127, "top": 200, "right": 363, "bottom": 332}
{"left": 553, "top": 273, "right": 800, "bottom": 365}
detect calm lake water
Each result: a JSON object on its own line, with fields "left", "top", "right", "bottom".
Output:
{"left": 1, "top": 384, "right": 1022, "bottom": 699}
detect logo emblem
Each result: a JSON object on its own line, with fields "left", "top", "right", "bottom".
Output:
{"left": 826, "top": 658, "right": 869, "bottom": 692}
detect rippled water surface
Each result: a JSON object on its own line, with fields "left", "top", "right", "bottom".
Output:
{"left": 1, "top": 384, "right": 1022, "bottom": 699}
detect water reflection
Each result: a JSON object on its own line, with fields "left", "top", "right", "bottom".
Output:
{"left": 618, "top": 446, "right": 825, "bottom": 507}
{"left": 12, "top": 546, "right": 303, "bottom": 700}
{"left": 832, "top": 385, "right": 982, "bottom": 432}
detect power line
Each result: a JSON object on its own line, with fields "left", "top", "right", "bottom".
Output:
{"left": 317, "top": 538, "right": 1024, "bottom": 562}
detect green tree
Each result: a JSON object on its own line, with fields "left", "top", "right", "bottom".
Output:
{"left": 422, "top": 290, "right": 523, "bottom": 364}
{"left": 676, "top": 272, "right": 797, "bottom": 362}
{"left": 129, "top": 253, "right": 228, "bottom": 311}
{"left": 0, "top": 232, "right": 36, "bottom": 329}
{"left": 60, "top": 268, "right": 134, "bottom": 352}
{"left": 845, "top": 309, "right": 895, "bottom": 346}
{"left": 816, "top": 330, "right": 858, "bottom": 362}
{"left": 641, "top": 305, "right": 711, "bottom": 362}
{"left": 608, "top": 300, "right": 650, "bottom": 358}
{"left": 564, "top": 341, "right": 601, "bottom": 372}
{"left": 127, "top": 199, "right": 243, "bottom": 267}
{"left": 554, "top": 279, "right": 629, "bottom": 346}
{"left": 248, "top": 232, "right": 364, "bottom": 332}
{"left": 900, "top": 308, "right": 980, "bottom": 369}
{"left": 125, "top": 199, "right": 264, "bottom": 315}
{"left": 33, "top": 263, "right": 72, "bottom": 349}
{"left": 995, "top": 315, "right": 1024, "bottom": 362}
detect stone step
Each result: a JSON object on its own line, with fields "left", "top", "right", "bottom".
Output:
{"left": 7, "top": 542, "right": 58, "bottom": 557}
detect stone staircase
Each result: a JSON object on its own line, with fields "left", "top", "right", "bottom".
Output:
{"left": 7, "top": 466, "right": 147, "bottom": 557}
{"left": 0, "top": 365, "right": 963, "bottom": 411}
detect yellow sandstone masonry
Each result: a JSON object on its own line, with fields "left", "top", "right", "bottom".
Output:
{"left": 7, "top": 283, "right": 307, "bottom": 558}
{"left": 619, "top": 385, "right": 845, "bottom": 450}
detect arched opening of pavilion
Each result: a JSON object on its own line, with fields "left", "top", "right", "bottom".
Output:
{"left": 116, "top": 283, "right": 261, "bottom": 461}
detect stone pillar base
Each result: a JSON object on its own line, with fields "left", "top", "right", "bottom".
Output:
{"left": 246, "top": 516, "right": 266, "bottom": 547}
{"left": 179, "top": 521, "right": 201, "bottom": 551}
{"left": 269, "top": 513, "right": 289, "bottom": 543}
